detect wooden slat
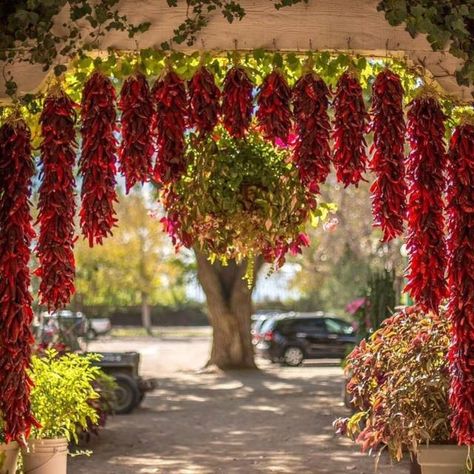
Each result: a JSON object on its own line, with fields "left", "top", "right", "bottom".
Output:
{"left": 0, "top": 0, "right": 472, "bottom": 102}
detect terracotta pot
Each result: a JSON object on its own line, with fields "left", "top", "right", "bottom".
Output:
{"left": 417, "top": 445, "right": 470, "bottom": 474}
{"left": 0, "top": 441, "right": 19, "bottom": 474}
{"left": 22, "top": 438, "right": 68, "bottom": 474}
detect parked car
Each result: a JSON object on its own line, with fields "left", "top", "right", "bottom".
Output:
{"left": 255, "top": 312, "right": 356, "bottom": 366}
{"left": 251, "top": 311, "right": 286, "bottom": 345}
{"left": 84, "top": 315, "right": 112, "bottom": 340}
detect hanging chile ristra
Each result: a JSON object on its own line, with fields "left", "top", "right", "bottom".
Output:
{"left": 405, "top": 90, "right": 447, "bottom": 314}
{"left": 35, "top": 90, "right": 77, "bottom": 310}
{"left": 79, "top": 71, "right": 118, "bottom": 247}
{"left": 153, "top": 70, "right": 188, "bottom": 183}
{"left": 256, "top": 69, "right": 292, "bottom": 144}
{"left": 369, "top": 69, "right": 407, "bottom": 241}
{"left": 188, "top": 66, "right": 221, "bottom": 137}
{"left": 292, "top": 70, "right": 331, "bottom": 193}
{"left": 119, "top": 72, "right": 154, "bottom": 193}
{"left": 221, "top": 65, "right": 254, "bottom": 139}
{"left": 446, "top": 116, "right": 474, "bottom": 445}
{"left": 333, "top": 68, "right": 369, "bottom": 187}
{"left": 0, "top": 116, "right": 39, "bottom": 443}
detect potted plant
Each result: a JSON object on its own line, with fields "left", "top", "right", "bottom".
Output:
{"left": 334, "top": 306, "right": 472, "bottom": 474}
{"left": 0, "top": 419, "right": 19, "bottom": 474}
{"left": 23, "top": 350, "right": 102, "bottom": 474}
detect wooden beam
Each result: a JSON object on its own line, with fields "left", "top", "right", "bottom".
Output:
{"left": 0, "top": 0, "right": 472, "bottom": 103}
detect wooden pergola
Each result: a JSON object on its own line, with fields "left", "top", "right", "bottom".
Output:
{"left": 0, "top": 0, "right": 472, "bottom": 102}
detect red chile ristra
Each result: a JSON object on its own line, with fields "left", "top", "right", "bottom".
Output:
{"left": 446, "top": 119, "right": 474, "bottom": 445}
{"left": 292, "top": 71, "right": 331, "bottom": 193}
{"left": 188, "top": 66, "right": 221, "bottom": 137}
{"left": 405, "top": 93, "right": 447, "bottom": 314}
{"left": 119, "top": 72, "right": 154, "bottom": 193}
{"left": 0, "top": 118, "right": 39, "bottom": 443}
{"left": 333, "top": 70, "right": 369, "bottom": 187}
{"left": 35, "top": 92, "right": 77, "bottom": 310}
{"left": 369, "top": 69, "right": 407, "bottom": 241}
{"left": 256, "top": 69, "right": 292, "bottom": 144}
{"left": 79, "top": 71, "right": 118, "bottom": 247}
{"left": 153, "top": 70, "right": 188, "bottom": 184}
{"left": 221, "top": 66, "right": 253, "bottom": 139}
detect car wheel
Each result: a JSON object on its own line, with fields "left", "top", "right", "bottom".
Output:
{"left": 282, "top": 346, "right": 304, "bottom": 367}
{"left": 112, "top": 373, "right": 140, "bottom": 414}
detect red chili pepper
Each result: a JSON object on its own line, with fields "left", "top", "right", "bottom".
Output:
{"left": 221, "top": 66, "right": 253, "bottom": 139}
{"left": 35, "top": 92, "right": 77, "bottom": 310}
{"left": 257, "top": 70, "right": 292, "bottom": 144}
{"left": 119, "top": 72, "right": 154, "bottom": 193}
{"left": 333, "top": 70, "right": 368, "bottom": 187}
{"left": 79, "top": 71, "right": 118, "bottom": 247}
{"left": 446, "top": 121, "right": 474, "bottom": 445}
{"left": 369, "top": 69, "right": 407, "bottom": 241}
{"left": 188, "top": 66, "right": 221, "bottom": 137}
{"left": 152, "top": 70, "right": 188, "bottom": 184}
{"left": 292, "top": 72, "right": 331, "bottom": 193}
{"left": 405, "top": 95, "right": 447, "bottom": 314}
{"left": 0, "top": 118, "right": 39, "bottom": 443}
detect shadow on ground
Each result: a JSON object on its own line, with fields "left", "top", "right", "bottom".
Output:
{"left": 71, "top": 358, "right": 409, "bottom": 474}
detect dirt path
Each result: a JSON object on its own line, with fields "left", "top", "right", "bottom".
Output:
{"left": 70, "top": 335, "right": 409, "bottom": 474}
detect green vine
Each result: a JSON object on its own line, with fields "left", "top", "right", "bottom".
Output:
{"left": 0, "top": 0, "right": 151, "bottom": 96}
{"left": 378, "top": 0, "right": 474, "bottom": 91}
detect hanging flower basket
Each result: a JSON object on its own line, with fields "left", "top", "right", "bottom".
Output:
{"left": 161, "top": 128, "right": 323, "bottom": 275}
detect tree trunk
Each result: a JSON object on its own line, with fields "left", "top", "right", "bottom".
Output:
{"left": 195, "top": 250, "right": 262, "bottom": 370}
{"left": 141, "top": 292, "right": 152, "bottom": 335}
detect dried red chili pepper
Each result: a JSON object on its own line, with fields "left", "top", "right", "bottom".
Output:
{"left": 292, "top": 71, "right": 331, "bottom": 193}
{"left": 35, "top": 91, "right": 77, "bottom": 310}
{"left": 405, "top": 93, "right": 447, "bottom": 314}
{"left": 79, "top": 71, "right": 118, "bottom": 247}
{"left": 257, "top": 70, "right": 292, "bottom": 144}
{"left": 119, "top": 72, "right": 154, "bottom": 193}
{"left": 221, "top": 66, "right": 253, "bottom": 139}
{"left": 188, "top": 66, "right": 221, "bottom": 137}
{"left": 153, "top": 70, "right": 188, "bottom": 184}
{"left": 446, "top": 119, "right": 474, "bottom": 445}
{"left": 369, "top": 69, "right": 406, "bottom": 241}
{"left": 333, "top": 69, "right": 368, "bottom": 187}
{"left": 0, "top": 117, "right": 39, "bottom": 443}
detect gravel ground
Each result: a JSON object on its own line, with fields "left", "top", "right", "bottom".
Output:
{"left": 70, "top": 332, "right": 409, "bottom": 474}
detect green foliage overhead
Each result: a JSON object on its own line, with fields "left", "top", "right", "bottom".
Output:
{"left": 378, "top": 0, "right": 474, "bottom": 89}
{"left": 29, "top": 350, "right": 102, "bottom": 442}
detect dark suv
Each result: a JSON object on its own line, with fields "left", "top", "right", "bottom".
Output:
{"left": 255, "top": 312, "right": 356, "bottom": 366}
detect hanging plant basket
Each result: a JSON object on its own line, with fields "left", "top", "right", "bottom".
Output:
{"left": 161, "top": 128, "right": 325, "bottom": 274}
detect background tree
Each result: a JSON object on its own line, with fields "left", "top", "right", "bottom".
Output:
{"left": 74, "top": 189, "right": 190, "bottom": 333}
{"left": 289, "top": 179, "right": 405, "bottom": 314}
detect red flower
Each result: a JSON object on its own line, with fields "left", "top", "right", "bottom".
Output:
{"left": 188, "top": 66, "right": 221, "bottom": 137}
{"left": 222, "top": 66, "right": 253, "bottom": 139}
{"left": 35, "top": 92, "right": 77, "bottom": 310}
{"left": 369, "top": 70, "right": 407, "bottom": 241}
{"left": 79, "top": 72, "right": 118, "bottom": 247}
{"left": 405, "top": 95, "right": 447, "bottom": 314}
{"left": 0, "top": 118, "right": 39, "bottom": 443}
{"left": 119, "top": 72, "right": 154, "bottom": 193}
{"left": 257, "top": 70, "right": 292, "bottom": 144}
{"left": 333, "top": 70, "right": 369, "bottom": 187}
{"left": 292, "top": 72, "right": 331, "bottom": 193}
{"left": 153, "top": 71, "right": 188, "bottom": 183}
{"left": 446, "top": 121, "right": 474, "bottom": 445}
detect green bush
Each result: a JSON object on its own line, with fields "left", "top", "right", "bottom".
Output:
{"left": 29, "top": 350, "right": 102, "bottom": 442}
